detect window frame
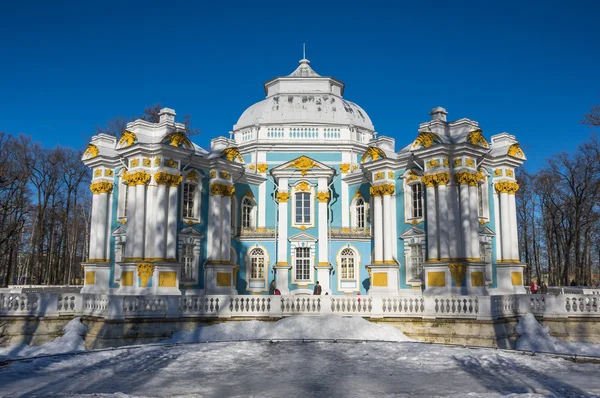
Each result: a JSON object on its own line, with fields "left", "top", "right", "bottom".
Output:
{"left": 181, "top": 181, "right": 201, "bottom": 223}
{"left": 477, "top": 175, "right": 490, "bottom": 222}
{"left": 295, "top": 247, "right": 312, "bottom": 282}
{"left": 403, "top": 171, "right": 425, "bottom": 224}
{"left": 291, "top": 182, "right": 315, "bottom": 229}
{"left": 241, "top": 196, "right": 257, "bottom": 230}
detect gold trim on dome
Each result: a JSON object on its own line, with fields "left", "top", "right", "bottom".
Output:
{"left": 360, "top": 146, "right": 387, "bottom": 163}
{"left": 340, "top": 163, "right": 350, "bottom": 174}
{"left": 164, "top": 132, "right": 192, "bottom": 148}
{"left": 210, "top": 183, "right": 235, "bottom": 197}
{"left": 287, "top": 156, "right": 320, "bottom": 176}
{"left": 276, "top": 192, "right": 289, "bottom": 202}
{"left": 316, "top": 191, "right": 330, "bottom": 202}
{"left": 90, "top": 181, "right": 113, "bottom": 194}
{"left": 118, "top": 130, "right": 137, "bottom": 148}
{"left": 411, "top": 131, "right": 441, "bottom": 150}
{"left": 221, "top": 147, "right": 244, "bottom": 163}
{"left": 466, "top": 130, "right": 489, "bottom": 148}
{"left": 136, "top": 262, "right": 155, "bottom": 288}
{"left": 507, "top": 143, "right": 525, "bottom": 159}
{"left": 495, "top": 180, "right": 519, "bottom": 194}
{"left": 83, "top": 144, "right": 99, "bottom": 159}
{"left": 123, "top": 171, "right": 151, "bottom": 186}
{"left": 295, "top": 181, "right": 311, "bottom": 192}
{"left": 257, "top": 163, "right": 268, "bottom": 173}
{"left": 155, "top": 171, "right": 182, "bottom": 187}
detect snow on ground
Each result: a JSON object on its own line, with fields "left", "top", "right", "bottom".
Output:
{"left": 0, "top": 317, "right": 86, "bottom": 359}
{"left": 0, "top": 315, "right": 599, "bottom": 397}
{"left": 166, "top": 315, "right": 412, "bottom": 343}
{"left": 515, "top": 313, "right": 600, "bottom": 356}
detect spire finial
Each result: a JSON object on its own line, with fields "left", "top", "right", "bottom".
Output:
{"left": 303, "top": 42, "right": 306, "bottom": 59}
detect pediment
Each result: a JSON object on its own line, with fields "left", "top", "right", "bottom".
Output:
{"left": 179, "top": 227, "right": 205, "bottom": 238}
{"left": 271, "top": 155, "right": 334, "bottom": 177}
{"left": 288, "top": 232, "right": 318, "bottom": 243}
{"left": 400, "top": 226, "right": 426, "bottom": 239}
{"left": 112, "top": 225, "right": 127, "bottom": 236}
{"left": 479, "top": 225, "right": 495, "bottom": 236}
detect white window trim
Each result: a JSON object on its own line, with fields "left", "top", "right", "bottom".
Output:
{"left": 181, "top": 181, "right": 201, "bottom": 223}
{"left": 336, "top": 245, "right": 360, "bottom": 292}
{"left": 290, "top": 241, "right": 316, "bottom": 284}
{"left": 350, "top": 195, "right": 369, "bottom": 230}
{"left": 477, "top": 173, "right": 490, "bottom": 222}
{"left": 291, "top": 182, "right": 315, "bottom": 229}
{"left": 403, "top": 176, "right": 425, "bottom": 224}
{"left": 401, "top": 232, "right": 426, "bottom": 285}
{"left": 479, "top": 234, "right": 493, "bottom": 284}
{"left": 177, "top": 232, "right": 202, "bottom": 284}
{"left": 244, "top": 244, "right": 270, "bottom": 293}
{"left": 117, "top": 172, "right": 128, "bottom": 220}
{"left": 241, "top": 195, "right": 257, "bottom": 230}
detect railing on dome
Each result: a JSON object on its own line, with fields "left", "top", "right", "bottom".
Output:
{"left": 329, "top": 226, "right": 371, "bottom": 239}
{"left": 239, "top": 226, "right": 277, "bottom": 238}
{"left": 235, "top": 127, "right": 373, "bottom": 143}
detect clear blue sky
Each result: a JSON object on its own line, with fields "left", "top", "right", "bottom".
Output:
{"left": 1, "top": 0, "right": 599, "bottom": 170}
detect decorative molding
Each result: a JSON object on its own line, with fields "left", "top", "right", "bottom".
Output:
{"left": 508, "top": 143, "right": 525, "bottom": 159}
{"left": 494, "top": 169, "right": 502, "bottom": 176}
{"left": 210, "top": 170, "right": 216, "bottom": 178}
{"left": 495, "top": 180, "right": 519, "bottom": 194}
{"left": 257, "top": 163, "right": 268, "bottom": 173}
{"left": 449, "top": 263, "right": 467, "bottom": 286}
{"left": 506, "top": 169, "right": 514, "bottom": 177}
{"left": 154, "top": 172, "right": 181, "bottom": 187}
{"left": 406, "top": 170, "right": 420, "bottom": 182}
{"left": 466, "top": 130, "right": 489, "bottom": 148}
{"left": 118, "top": 130, "right": 137, "bottom": 148}
{"left": 374, "top": 171, "right": 384, "bottom": 180}
{"left": 316, "top": 191, "right": 330, "bottom": 202}
{"left": 287, "top": 156, "right": 320, "bottom": 175}
{"left": 136, "top": 262, "right": 155, "bottom": 288}
{"left": 276, "top": 192, "right": 289, "bottom": 202}
{"left": 370, "top": 183, "right": 395, "bottom": 197}
{"left": 454, "top": 158, "right": 462, "bottom": 167}
{"left": 221, "top": 147, "right": 244, "bottom": 163}
{"left": 104, "top": 169, "right": 113, "bottom": 177}
{"left": 411, "top": 131, "right": 441, "bottom": 150}
{"left": 83, "top": 144, "right": 99, "bottom": 159}
{"left": 340, "top": 163, "right": 350, "bottom": 174}
{"left": 360, "top": 146, "right": 387, "bottom": 163}
{"left": 142, "top": 158, "right": 151, "bottom": 167}
{"left": 130, "top": 159, "right": 139, "bottom": 167}
{"left": 90, "top": 181, "right": 113, "bottom": 194}
{"left": 164, "top": 132, "right": 192, "bottom": 148}
{"left": 186, "top": 170, "right": 199, "bottom": 182}
{"left": 295, "top": 181, "right": 311, "bottom": 192}
{"left": 220, "top": 171, "right": 230, "bottom": 179}
{"left": 466, "top": 158, "right": 475, "bottom": 167}
{"left": 422, "top": 172, "right": 451, "bottom": 187}
{"left": 427, "top": 159, "right": 440, "bottom": 169}
{"left": 210, "top": 183, "right": 235, "bottom": 197}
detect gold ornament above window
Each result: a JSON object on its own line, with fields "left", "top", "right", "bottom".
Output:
{"left": 295, "top": 181, "right": 311, "bottom": 192}
{"left": 186, "top": 170, "right": 199, "bottom": 182}
{"left": 287, "top": 156, "right": 320, "bottom": 176}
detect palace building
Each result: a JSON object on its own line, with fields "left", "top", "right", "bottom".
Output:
{"left": 81, "top": 58, "right": 526, "bottom": 297}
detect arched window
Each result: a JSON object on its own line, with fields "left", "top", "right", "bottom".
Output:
{"left": 249, "top": 248, "right": 265, "bottom": 279}
{"left": 340, "top": 248, "right": 356, "bottom": 279}
{"left": 241, "top": 197, "right": 256, "bottom": 229}
{"left": 355, "top": 198, "right": 365, "bottom": 229}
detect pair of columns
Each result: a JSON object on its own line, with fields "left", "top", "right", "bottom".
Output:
{"left": 495, "top": 180, "right": 520, "bottom": 262}
{"left": 89, "top": 181, "right": 114, "bottom": 262}
{"left": 207, "top": 181, "right": 235, "bottom": 263}
{"left": 370, "top": 183, "right": 395, "bottom": 264}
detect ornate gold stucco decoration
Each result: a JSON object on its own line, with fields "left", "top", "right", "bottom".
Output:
{"left": 104, "top": 169, "right": 113, "bottom": 177}
{"left": 411, "top": 131, "right": 442, "bottom": 150}
{"left": 90, "top": 181, "right": 113, "bottom": 194}
{"left": 123, "top": 171, "right": 151, "bottom": 186}
{"left": 186, "top": 170, "right": 199, "bottom": 182}
{"left": 494, "top": 169, "right": 502, "bottom": 176}
{"left": 406, "top": 170, "right": 420, "bottom": 182}
{"left": 427, "top": 159, "right": 440, "bottom": 169}
{"left": 421, "top": 174, "right": 435, "bottom": 188}
{"left": 130, "top": 159, "right": 139, "bottom": 167}
{"left": 360, "top": 146, "right": 387, "bottom": 163}
{"left": 275, "top": 191, "right": 289, "bottom": 202}
{"left": 164, "top": 132, "right": 192, "bottom": 148}
{"left": 154, "top": 157, "right": 161, "bottom": 166}
{"left": 454, "top": 170, "right": 483, "bottom": 186}
{"left": 495, "top": 180, "right": 519, "bottom": 194}
{"left": 93, "top": 169, "right": 102, "bottom": 177}
{"left": 221, "top": 147, "right": 244, "bottom": 163}
{"left": 143, "top": 158, "right": 151, "bottom": 167}
{"left": 449, "top": 263, "right": 467, "bottom": 286}
{"left": 166, "top": 159, "right": 177, "bottom": 168}
{"left": 506, "top": 169, "right": 514, "bottom": 177}
{"left": 388, "top": 171, "right": 394, "bottom": 179}
{"left": 454, "top": 158, "right": 462, "bottom": 167}
{"left": 210, "top": 183, "right": 235, "bottom": 197}
{"left": 374, "top": 171, "right": 384, "bottom": 180}
{"left": 257, "top": 163, "right": 268, "bottom": 173}
{"left": 154, "top": 172, "right": 182, "bottom": 186}
{"left": 136, "top": 262, "right": 155, "bottom": 288}
{"left": 83, "top": 144, "right": 99, "bottom": 159}
{"left": 340, "top": 163, "right": 350, "bottom": 174}
{"left": 209, "top": 170, "right": 216, "bottom": 178}
{"left": 220, "top": 171, "right": 230, "bottom": 180}
{"left": 288, "top": 156, "right": 320, "bottom": 176}
{"left": 466, "top": 130, "right": 489, "bottom": 148}
{"left": 295, "top": 181, "right": 311, "bottom": 192}
{"left": 443, "top": 159, "right": 449, "bottom": 167}
{"left": 370, "top": 184, "right": 395, "bottom": 197}
{"left": 118, "top": 131, "right": 137, "bottom": 148}
{"left": 507, "top": 143, "right": 525, "bottom": 159}
{"left": 421, "top": 172, "right": 451, "bottom": 187}
{"left": 316, "top": 191, "right": 330, "bottom": 202}
{"left": 466, "top": 158, "right": 475, "bottom": 167}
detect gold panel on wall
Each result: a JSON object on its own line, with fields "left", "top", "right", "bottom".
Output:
{"left": 159, "top": 272, "right": 177, "bottom": 287}
{"left": 85, "top": 271, "right": 95, "bottom": 285}
{"left": 471, "top": 272, "right": 484, "bottom": 287}
{"left": 373, "top": 272, "right": 388, "bottom": 287}
{"left": 428, "top": 271, "right": 446, "bottom": 287}
{"left": 121, "top": 271, "right": 134, "bottom": 287}
{"left": 511, "top": 272, "right": 523, "bottom": 286}
{"left": 216, "top": 272, "right": 232, "bottom": 287}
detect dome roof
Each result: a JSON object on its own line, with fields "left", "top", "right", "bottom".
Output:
{"left": 233, "top": 59, "right": 375, "bottom": 132}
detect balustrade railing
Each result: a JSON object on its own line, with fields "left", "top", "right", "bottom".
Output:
{"left": 329, "top": 227, "right": 371, "bottom": 239}
{"left": 238, "top": 226, "right": 276, "bottom": 238}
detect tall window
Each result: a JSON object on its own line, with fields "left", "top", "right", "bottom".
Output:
{"left": 478, "top": 183, "right": 484, "bottom": 218}
{"left": 183, "top": 183, "right": 195, "bottom": 219}
{"left": 295, "top": 247, "right": 311, "bottom": 281}
{"left": 355, "top": 198, "right": 365, "bottom": 229}
{"left": 249, "top": 248, "right": 265, "bottom": 279}
{"left": 295, "top": 192, "right": 311, "bottom": 224}
{"left": 411, "top": 245, "right": 423, "bottom": 280}
{"left": 242, "top": 197, "right": 255, "bottom": 229}
{"left": 411, "top": 184, "right": 423, "bottom": 218}
{"left": 480, "top": 242, "right": 487, "bottom": 262}
{"left": 340, "top": 248, "right": 356, "bottom": 279}
{"left": 123, "top": 184, "right": 129, "bottom": 217}
{"left": 182, "top": 244, "right": 194, "bottom": 280}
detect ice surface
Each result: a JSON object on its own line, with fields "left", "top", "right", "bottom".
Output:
{"left": 515, "top": 313, "right": 600, "bottom": 356}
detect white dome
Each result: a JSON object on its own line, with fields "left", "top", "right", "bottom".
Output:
{"left": 233, "top": 59, "right": 375, "bottom": 132}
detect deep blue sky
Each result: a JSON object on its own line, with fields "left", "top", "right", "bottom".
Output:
{"left": 1, "top": 0, "right": 599, "bottom": 170}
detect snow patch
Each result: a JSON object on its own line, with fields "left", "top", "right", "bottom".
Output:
{"left": 0, "top": 317, "right": 86, "bottom": 359}
{"left": 515, "top": 313, "right": 600, "bottom": 356}
{"left": 166, "top": 315, "right": 412, "bottom": 343}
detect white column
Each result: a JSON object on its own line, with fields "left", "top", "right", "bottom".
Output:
{"left": 221, "top": 194, "right": 232, "bottom": 263}
{"left": 341, "top": 179, "right": 349, "bottom": 228}
{"left": 493, "top": 191, "right": 502, "bottom": 262}
{"left": 499, "top": 191, "right": 511, "bottom": 261}
{"left": 166, "top": 184, "right": 178, "bottom": 261}
{"left": 508, "top": 192, "right": 519, "bottom": 261}
{"left": 437, "top": 183, "right": 450, "bottom": 260}
{"left": 468, "top": 183, "right": 480, "bottom": 260}
{"left": 208, "top": 192, "right": 221, "bottom": 262}
{"left": 277, "top": 179, "right": 289, "bottom": 265}
{"left": 448, "top": 183, "right": 460, "bottom": 259}
{"left": 258, "top": 181, "right": 266, "bottom": 228}
{"left": 96, "top": 193, "right": 109, "bottom": 260}
{"left": 382, "top": 190, "right": 393, "bottom": 263}
{"left": 459, "top": 183, "right": 471, "bottom": 260}
{"left": 89, "top": 193, "right": 99, "bottom": 260}
{"left": 372, "top": 193, "right": 383, "bottom": 263}
{"left": 426, "top": 184, "right": 438, "bottom": 261}
{"left": 133, "top": 184, "right": 146, "bottom": 259}
{"left": 145, "top": 183, "right": 157, "bottom": 260}
{"left": 317, "top": 179, "right": 329, "bottom": 266}
{"left": 124, "top": 184, "right": 135, "bottom": 260}
{"left": 155, "top": 184, "right": 168, "bottom": 260}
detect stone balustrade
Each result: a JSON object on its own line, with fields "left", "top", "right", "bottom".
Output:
{"left": 1, "top": 292, "right": 598, "bottom": 321}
